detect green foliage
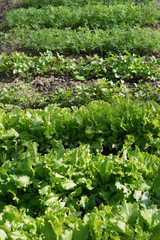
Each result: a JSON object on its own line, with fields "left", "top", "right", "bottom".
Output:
{"left": 1, "top": 0, "right": 160, "bottom": 238}
{"left": 0, "top": 78, "right": 159, "bottom": 110}
{"left": 0, "top": 84, "right": 49, "bottom": 109}
{"left": 0, "top": 141, "right": 160, "bottom": 238}
{"left": 0, "top": 51, "right": 54, "bottom": 77}
{"left": 18, "top": 0, "right": 135, "bottom": 8}
{"left": 54, "top": 52, "right": 160, "bottom": 81}
{"left": 5, "top": 26, "right": 159, "bottom": 55}
{"left": 4, "top": 3, "right": 159, "bottom": 29}
{"left": 50, "top": 80, "right": 120, "bottom": 107}
{"left": 51, "top": 80, "right": 160, "bottom": 108}
{"left": 0, "top": 98, "right": 160, "bottom": 164}
{"left": 1, "top": 51, "right": 159, "bottom": 81}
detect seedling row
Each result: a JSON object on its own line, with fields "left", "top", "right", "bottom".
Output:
{"left": 0, "top": 51, "right": 160, "bottom": 81}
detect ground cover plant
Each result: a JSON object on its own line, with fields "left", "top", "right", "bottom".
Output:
{"left": 1, "top": 51, "right": 160, "bottom": 81}
{"left": 2, "top": 26, "right": 160, "bottom": 55}
{"left": 0, "top": 83, "right": 49, "bottom": 109}
{"left": 4, "top": 3, "right": 159, "bottom": 29}
{"left": 18, "top": 0, "right": 136, "bottom": 8}
{"left": 0, "top": 79, "right": 159, "bottom": 110}
{"left": 1, "top": 1, "right": 160, "bottom": 55}
{"left": 1, "top": 0, "right": 160, "bottom": 239}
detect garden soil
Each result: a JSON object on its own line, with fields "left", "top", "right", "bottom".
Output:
{"left": 0, "top": 0, "right": 160, "bottom": 97}
{"left": 0, "top": 0, "right": 95, "bottom": 95}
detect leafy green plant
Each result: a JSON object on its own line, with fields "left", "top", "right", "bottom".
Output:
{"left": 4, "top": 26, "right": 159, "bottom": 55}
{"left": 0, "top": 51, "right": 55, "bottom": 77}
{"left": 0, "top": 140, "right": 160, "bottom": 239}
{"left": 4, "top": 3, "right": 159, "bottom": 30}
{"left": 1, "top": 0, "right": 160, "bottom": 238}
{"left": 0, "top": 78, "right": 159, "bottom": 111}
{"left": 1, "top": 97, "right": 160, "bottom": 165}
{"left": 50, "top": 79, "right": 120, "bottom": 107}
{"left": 18, "top": 0, "right": 135, "bottom": 8}
{"left": 0, "top": 84, "right": 49, "bottom": 109}
{"left": 1, "top": 51, "right": 160, "bottom": 81}
{"left": 55, "top": 52, "right": 160, "bottom": 81}
{"left": 0, "top": 84, "right": 160, "bottom": 239}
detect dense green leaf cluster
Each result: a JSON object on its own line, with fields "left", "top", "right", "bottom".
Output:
{"left": 0, "top": 98, "right": 160, "bottom": 164}
{"left": 1, "top": 145, "right": 160, "bottom": 239}
{"left": 1, "top": 99, "right": 160, "bottom": 238}
{"left": 54, "top": 53, "right": 160, "bottom": 81}
{"left": 0, "top": 51, "right": 54, "bottom": 76}
{"left": 5, "top": 26, "right": 159, "bottom": 55}
{"left": 4, "top": 3, "right": 159, "bottom": 29}
{"left": 18, "top": 0, "right": 136, "bottom": 8}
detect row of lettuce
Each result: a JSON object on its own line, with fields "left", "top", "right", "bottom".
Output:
{"left": 1, "top": 99, "right": 160, "bottom": 239}
{"left": 1, "top": 145, "right": 160, "bottom": 239}
{"left": 1, "top": 98, "right": 160, "bottom": 164}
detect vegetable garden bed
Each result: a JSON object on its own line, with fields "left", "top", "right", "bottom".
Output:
{"left": 0, "top": 0, "right": 160, "bottom": 239}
